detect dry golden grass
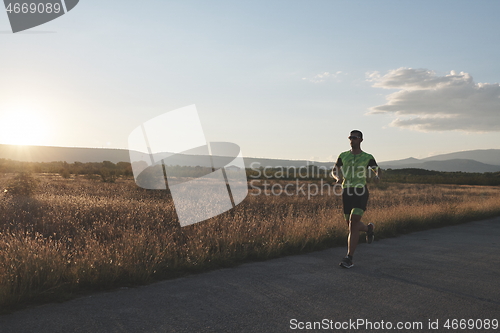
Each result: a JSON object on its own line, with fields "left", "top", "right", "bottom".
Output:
{"left": 1, "top": 174, "right": 500, "bottom": 312}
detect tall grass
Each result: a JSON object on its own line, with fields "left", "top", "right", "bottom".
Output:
{"left": 1, "top": 174, "right": 500, "bottom": 313}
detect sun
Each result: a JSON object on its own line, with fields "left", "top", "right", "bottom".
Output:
{"left": 0, "top": 108, "right": 50, "bottom": 146}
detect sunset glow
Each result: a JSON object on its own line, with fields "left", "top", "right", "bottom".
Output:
{"left": 0, "top": 108, "right": 50, "bottom": 146}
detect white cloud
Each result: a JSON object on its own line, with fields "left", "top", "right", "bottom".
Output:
{"left": 367, "top": 68, "right": 500, "bottom": 132}
{"left": 302, "top": 71, "right": 343, "bottom": 83}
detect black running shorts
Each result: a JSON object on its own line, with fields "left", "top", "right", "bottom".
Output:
{"left": 342, "top": 186, "right": 369, "bottom": 217}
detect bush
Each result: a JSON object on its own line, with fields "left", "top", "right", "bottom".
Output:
{"left": 4, "top": 172, "right": 39, "bottom": 196}
{"left": 99, "top": 168, "right": 116, "bottom": 183}
{"left": 60, "top": 169, "right": 71, "bottom": 179}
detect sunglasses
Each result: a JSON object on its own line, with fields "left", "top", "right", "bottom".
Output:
{"left": 348, "top": 136, "right": 361, "bottom": 140}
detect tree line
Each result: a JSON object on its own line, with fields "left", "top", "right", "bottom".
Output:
{"left": 0, "top": 159, "right": 133, "bottom": 182}
{"left": 2, "top": 158, "right": 500, "bottom": 186}
{"left": 246, "top": 165, "right": 500, "bottom": 186}
{"left": 381, "top": 168, "right": 500, "bottom": 186}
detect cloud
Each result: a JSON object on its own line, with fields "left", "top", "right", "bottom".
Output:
{"left": 367, "top": 68, "right": 500, "bottom": 132}
{"left": 302, "top": 71, "right": 343, "bottom": 83}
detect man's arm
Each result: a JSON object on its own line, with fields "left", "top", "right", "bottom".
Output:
{"left": 368, "top": 158, "right": 381, "bottom": 182}
{"left": 332, "top": 157, "right": 343, "bottom": 184}
{"left": 373, "top": 167, "right": 381, "bottom": 182}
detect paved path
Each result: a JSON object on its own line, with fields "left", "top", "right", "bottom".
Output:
{"left": 1, "top": 218, "right": 499, "bottom": 333}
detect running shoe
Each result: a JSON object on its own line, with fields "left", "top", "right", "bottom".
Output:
{"left": 339, "top": 256, "right": 354, "bottom": 269}
{"left": 366, "top": 223, "right": 375, "bottom": 244}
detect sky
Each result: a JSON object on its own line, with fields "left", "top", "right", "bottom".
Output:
{"left": 1, "top": 0, "right": 500, "bottom": 163}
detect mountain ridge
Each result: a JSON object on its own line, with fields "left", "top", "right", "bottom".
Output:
{"left": 379, "top": 149, "right": 500, "bottom": 172}
{"left": 1, "top": 144, "right": 499, "bottom": 173}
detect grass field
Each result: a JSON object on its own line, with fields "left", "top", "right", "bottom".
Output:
{"left": 2, "top": 173, "right": 500, "bottom": 313}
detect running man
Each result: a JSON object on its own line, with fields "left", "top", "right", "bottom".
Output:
{"left": 332, "top": 130, "right": 381, "bottom": 269}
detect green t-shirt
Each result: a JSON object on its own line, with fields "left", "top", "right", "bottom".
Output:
{"left": 335, "top": 151, "right": 378, "bottom": 188}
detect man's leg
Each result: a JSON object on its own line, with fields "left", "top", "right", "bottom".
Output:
{"left": 347, "top": 213, "right": 368, "bottom": 257}
{"left": 343, "top": 214, "right": 350, "bottom": 227}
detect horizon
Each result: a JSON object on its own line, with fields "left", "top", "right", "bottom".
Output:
{"left": 1, "top": 142, "right": 499, "bottom": 164}
{"left": 1, "top": 1, "right": 500, "bottom": 163}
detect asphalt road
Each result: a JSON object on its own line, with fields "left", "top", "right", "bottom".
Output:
{"left": 1, "top": 218, "right": 499, "bottom": 333}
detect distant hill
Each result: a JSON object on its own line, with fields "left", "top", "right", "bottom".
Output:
{"left": 0, "top": 144, "right": 130, "bottom": 164}
{"left": 2, "top": 144, "right": 499, "bottom": 173}
{"left": 243, "top": 157, "right": 331, "bottom": 169}
{"left": 422, "top": 149, "right": 500, "bottom": 165}
{"left": 0, "top": 144, "right": 333, "bottom": 169}
{"left": 379, "top": 159, "right": 500, "bottom": 173}
{"left": 379, "top": 149, "right": 500, "bottom": 173}
{"left": 379, "top": 157, "right": 420, "bottom": 167}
